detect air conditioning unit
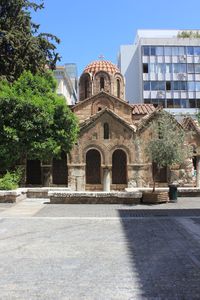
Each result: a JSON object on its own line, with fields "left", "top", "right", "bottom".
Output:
{"left": 179, "top": 55, "right": 186, "bottom": 62}
{"left": 157, "top": 91, "right": 165, "bottom": 98}
{"left": 177, "top": 73, "right": 186, "bottom": 80}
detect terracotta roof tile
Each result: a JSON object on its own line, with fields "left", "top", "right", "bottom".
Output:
{"left": 84, "top": 60, "right": 120, "bottom": 75}
{"left": 132, "top": 104, "right": 156, "bottom": 115}
{"left": 182, "top": 116, "right": 200, "bottom": 134}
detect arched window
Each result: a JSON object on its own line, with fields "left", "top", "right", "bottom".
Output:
{"left": 100, "top": 77, "right": 104, "bottom": 90}
{"left": 117, "top": 79, "right": 120, "bottom": 98}
{"left": 84, "top": 79, "right": 89, "bottom": 98}
{"left": 104, "top": 123, "right": 109, "bottom": 139}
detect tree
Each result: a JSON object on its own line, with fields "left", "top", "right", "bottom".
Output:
{"left": 0, "top": 0, "right": 60, "bottom": 82}
{"left": 177, "top": 30, "right": 200, "bottom": 39}
{"left": 146, "top": 111, "right": 189, "bottom": 191}
{"left": 197, "top": 112, "right": 200, "bottom": 125}
{"left": 0, "top": 71, "right": 79, "bottom": 173}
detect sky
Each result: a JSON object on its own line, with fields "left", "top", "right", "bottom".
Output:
{"left": 32, "top": 0, "right": 200, "bottom": 75}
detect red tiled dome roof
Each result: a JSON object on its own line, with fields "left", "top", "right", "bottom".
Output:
{"left": 83, "top": 60, "right": 120, "bottom": 75}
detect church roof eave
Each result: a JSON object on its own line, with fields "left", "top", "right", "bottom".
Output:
{"left": 72, "top": 90, "right": 133, "bottom": 111}
{"left": 136, "top": 107, "right": 184, "bottom": 133}
{"left": 182, "top": 116, "right": 200, "bottom": 135}
{"left": 79, "top": 107, "right": 136, "bottom": 133}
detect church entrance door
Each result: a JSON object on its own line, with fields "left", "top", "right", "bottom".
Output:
{"left": 86, "top": 149, "right": 101, "bottom": 184}
{"left": 112, "top": 149, "right": 127, "bottom": 184}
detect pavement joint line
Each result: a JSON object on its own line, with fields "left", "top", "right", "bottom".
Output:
{"left": 0, "top": 216, "right": 200, "bottom": 220}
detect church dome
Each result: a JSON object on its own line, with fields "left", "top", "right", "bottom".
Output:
{"left": 84, "top": 60, "right": 120, "bottom": 75}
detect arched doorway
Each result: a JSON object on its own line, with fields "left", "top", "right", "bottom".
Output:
{"left": 112, "top": 149, "right": 127, "bottom": 184}
{"left": 86, "top": 149, "right": 101, "bottom": 184}
{"left": 26, "top": 159, "right": 41, "bottom": 185}
{"left": 52, "top": 152, "right": 68, "bottom": 185}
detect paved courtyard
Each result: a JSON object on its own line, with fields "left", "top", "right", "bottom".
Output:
{"left": 0, "top": 198, "right": 200, "bottom": 299}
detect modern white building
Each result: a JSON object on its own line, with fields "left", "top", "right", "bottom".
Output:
{"left": 54, "top": 64, "right": 78, "bottom": 105}
{"left": 118, "top": 29, "right": 200, "bottom": 116}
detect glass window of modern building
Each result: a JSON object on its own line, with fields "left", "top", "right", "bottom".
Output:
{"left": 118, "top": 29, "right": 200, "bottom": 114}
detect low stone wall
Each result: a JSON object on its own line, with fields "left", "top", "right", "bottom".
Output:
{"left": 27, "top": 188, "right": 49, "bottom": 199}
{"left": 27, "top": 188, "right": 71, "bottom": 199}
{"left": 0, "top": 189, "right": 27, "bottom": 203}
{"left": 126, "top": 187, "right": 200, "bottom": 198}
{"left": 178, "top": 187, "right": 200, "bottom": 197}
{"left": 48, "top": 191, "right": 142, "bottom": 204}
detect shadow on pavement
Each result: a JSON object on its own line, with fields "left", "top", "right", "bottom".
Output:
{"left": 119, "top": 208, "right": 200, "bottom": 217}
{"left": 118, "top": 209, "right": 200, "bottom": 299}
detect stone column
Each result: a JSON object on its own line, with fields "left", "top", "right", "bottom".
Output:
{"left": 103, "top": 167, "right": 111, "bottom": 192}
{"left": 68, "top": 165, "right": 85, "bottom": 191}
{"left": 196, "top": 156, "right": 200, "bottom": 187}
{"left": 42, "top": 165, "right": 51, "bottom": 187}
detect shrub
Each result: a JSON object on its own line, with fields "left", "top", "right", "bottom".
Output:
{"left": 0, "top": 170, "right": 22, "bottom": 190}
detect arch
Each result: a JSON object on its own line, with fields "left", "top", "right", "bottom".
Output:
{"left": 114, "top": 73, "right": 125, "bottom": 99}
{"left": 91, "top": 97, "right": 114, "bottom": 115}
{"left": 108, "top": 144, "right": 131, "bottom": 165}
{"left": 83, "top": 143, "right": 105, "bottom": 165}
{"left": 117, "top": 78, "right": 120, "bottom": 98}
{"left": 79, "top": 73, "right": 92, "bottom": 101}
{"left": 86, "top": 149, "right": 101, "bottom": 184}
{"left": 94, "top": 71, "right": 111, "bottom": 94}
{"left": 112, "top": 149, "right": 127, "bottom": 184}
{"left": 84, "top": 78, "right": 89, "bottom": 98}
{"left": 52, "top": 151, "right": 68, "bottom": 185}
{"left": 26, "top": 159, "right": 41, "bottom": 185}
{"left": 104, "top": 123, "right": 109, "bottom": 139}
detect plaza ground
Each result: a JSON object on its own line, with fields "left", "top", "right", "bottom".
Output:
{"left": 0, "top": 198, "right": 200, "bottom": 299}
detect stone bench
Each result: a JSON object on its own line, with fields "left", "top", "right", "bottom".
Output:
{"left": 48, "top": 191, "right": 142, "bottom": 204}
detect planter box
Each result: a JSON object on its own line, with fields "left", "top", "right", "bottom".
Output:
{"left": 142, "top": 191, "right": 169, "bottom": 204}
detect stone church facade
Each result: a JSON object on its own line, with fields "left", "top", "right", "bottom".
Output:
{"left": 25, "top": 60, "right": 200, "bottom": 190}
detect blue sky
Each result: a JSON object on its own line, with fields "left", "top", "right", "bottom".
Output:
{"left": 33, "top": 0, "right": 200, "bottom": 75}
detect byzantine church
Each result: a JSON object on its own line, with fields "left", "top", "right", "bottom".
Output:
{"left": 26, "top": 60, "right": 200, "bottom": 190}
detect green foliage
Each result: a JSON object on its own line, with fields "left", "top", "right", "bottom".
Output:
{"left": 0, "top": 71, "right": 79, "bottom": 172}
{"left": 146, "top": 111, "right": 187, "bottom": 169}
{"left": 177, "top": 31, "right": 200, "bottom": 39}
{"left": 197, "top": 112, "right": 200, "bottom": 125}
{"left": 0, "top": 170, "right": 22, "bottom": 190}
{"left": 0, "top": 0, "right": 60, "bottom": 82}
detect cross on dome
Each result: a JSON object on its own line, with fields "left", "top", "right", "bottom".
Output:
{"left": 98, "top": 54, "right": 105, "bottom": 60}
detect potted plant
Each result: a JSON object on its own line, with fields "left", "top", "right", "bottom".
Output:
{"left": 143, "top": 111, "right": 189, "bottom": 203}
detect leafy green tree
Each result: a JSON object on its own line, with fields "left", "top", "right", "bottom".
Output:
{"left": 197, "top": 112, "right": 200, "bottom": 125}
{"left": 0, "top": 71, "right": 79, "bottom": 173}
{"left": 0, "top": 0, "right": 60, "bottom": 82}
{"left": 146, "top": 111, "right": 188, "bottom": 191}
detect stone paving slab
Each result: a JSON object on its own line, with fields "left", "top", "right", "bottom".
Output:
{"left": 1, "top": 197, "right": 200, "bottom": 219}
{"left": 0, "top": 199, "right": 200, "bottom": 298}
{"left": 0, "top": 217, "right": 200, "bottom": 299}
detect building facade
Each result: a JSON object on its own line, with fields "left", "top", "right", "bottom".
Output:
{"left": 25, "top": 60, "right": 200, "bottom": 190}
{"left": 54, "top": 64, "right": 78, "bottom": 105}
{"left": 118, "top": 29, "right": 200, "bottom": 117}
